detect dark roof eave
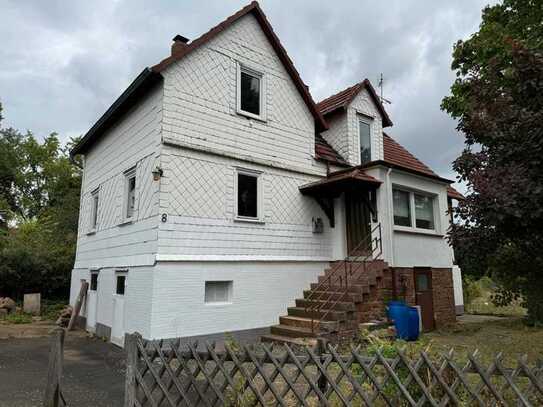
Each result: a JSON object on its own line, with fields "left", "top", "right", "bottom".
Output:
{"left": 359, "top": 160, "right": 454, "bottom": 184}
{"left": 70, "top": 68, "right": 163, "bottom": 157}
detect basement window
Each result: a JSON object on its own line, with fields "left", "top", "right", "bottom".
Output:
{"left": 205, "top": 281, "right": 233, "bottom": 304}
{"left": 90, "top": 272, "right": 99, "bottom": 291}
{"left": 237, "top": 64, "right": 265, "bottom": 120}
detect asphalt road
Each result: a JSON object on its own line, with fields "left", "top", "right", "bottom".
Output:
{"left": 0, "top": 334, "right": 125, "bottom": 407}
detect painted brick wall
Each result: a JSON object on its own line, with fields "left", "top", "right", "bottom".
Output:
{"left": 149, "top": 261, "right": 328, "bottom": 339}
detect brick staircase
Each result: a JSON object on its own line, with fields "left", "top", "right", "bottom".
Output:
{"left": 261, "top": 259, "right": 389, "bottom": 345}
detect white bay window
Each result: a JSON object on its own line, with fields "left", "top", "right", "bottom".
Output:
{"left": 393, "top": 188, "right": 437, "bottom": 231}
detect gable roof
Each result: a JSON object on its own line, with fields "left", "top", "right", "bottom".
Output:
{"left": 71, "top": 1, "right": 327, "bottom": 157}
{"left": 152, "top": 1, "right": 327, "bottom": 132}
{"left": 316, "top": 79, "right": 393, "bottom": 127}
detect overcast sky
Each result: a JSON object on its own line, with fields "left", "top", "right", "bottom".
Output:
{"left": 1, "top": 0, "right": 493, "bottom": 186}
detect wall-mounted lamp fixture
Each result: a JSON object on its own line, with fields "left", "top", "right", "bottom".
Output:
{"left": 152, "top": 166, "right": 163, "bottom": 181}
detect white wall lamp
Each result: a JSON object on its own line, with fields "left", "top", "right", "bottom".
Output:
{"left": 152, "top": 166, "right": 163, "bottom": 181}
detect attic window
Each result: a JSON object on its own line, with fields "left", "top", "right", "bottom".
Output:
{"left": 359, "top": 119, "right": 371, "bottom": 164}
{"left": 237, "top": 64, "right": 265, "bottom": 120}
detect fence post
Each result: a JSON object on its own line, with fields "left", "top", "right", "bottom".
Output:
{"left": 124, "top": 333, "right": 138, "bottom": 407}
{"left": 43, "top": 328, "right": 65, "bottom": 407}
{"left": 316, "top": 337, "right": 329, "bottom": 393}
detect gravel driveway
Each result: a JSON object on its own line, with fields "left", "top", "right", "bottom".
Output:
{"left": 0, "top": 333, "right": 125, "bottom": 407}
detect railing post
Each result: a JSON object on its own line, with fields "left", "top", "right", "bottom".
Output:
{"left": 124, "top": 333, "right": 138, "bottom": 407}
{"left": 43, "top": 327, "right": 65, "bottom": 407}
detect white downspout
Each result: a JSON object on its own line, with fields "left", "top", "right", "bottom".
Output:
{"left": 386, "top": 168, "right": 394, "bottom": 265}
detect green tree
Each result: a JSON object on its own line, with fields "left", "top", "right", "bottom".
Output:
{"left": 0, "top": 102, "right": 81, "bottom": 298}
{"left": 442, "top": 0, "right": 543, "bottom": 324}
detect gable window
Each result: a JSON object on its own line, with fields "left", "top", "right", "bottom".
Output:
{"left": 90, "top": 188, "right": 100, "bottom": 231}
{"left": 393, "top": 188, "right": 437, "bottom": 231}
{"left": 237, "top": 64, "right": 265, "bottom": 120}
{"left": 235, "top": 169, "right": 262, "bottom": 221}
{"left": 124, "top": 167, "right": 137, "bottom": 220}
{"left": 359, "top": 119, "right": 371, "bottom": 164}
{"left": 205, "top": 281, "right": 233, "bottom": 304}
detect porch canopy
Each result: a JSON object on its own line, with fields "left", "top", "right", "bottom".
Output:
{"left": 299, "top": 167, "right": 382, "bottom": 227}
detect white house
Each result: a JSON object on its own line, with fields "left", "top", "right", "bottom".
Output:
{"left": 69, "top": 1, "right": 463, "bottom": 346}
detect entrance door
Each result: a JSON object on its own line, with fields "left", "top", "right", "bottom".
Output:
{"left": 111, "top": 272, "right": 127, "bottom": 347}
{"left": 86, "top": 272, "right": 99, "bottom": 332}
{"left": 345, "top": 190, "right": 371, "bottom": 256}
{"left": 414, "top": 268, "right": 435, "bottom": 331}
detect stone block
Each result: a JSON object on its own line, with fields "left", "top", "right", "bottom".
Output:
{"left": 23, "top": 293, "right": 41, "bottom": 316}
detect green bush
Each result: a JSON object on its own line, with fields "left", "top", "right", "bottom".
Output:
{"left": 2, "top": 311, "right": 32, "bottom": 324}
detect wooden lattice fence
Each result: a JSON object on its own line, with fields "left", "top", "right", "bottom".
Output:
{"left": 124, "top": 333, "right": 543, "bottom": 407}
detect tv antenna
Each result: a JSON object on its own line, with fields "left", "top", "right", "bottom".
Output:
{"left": 378, "top": 73, "right": 392, "bottom": 105}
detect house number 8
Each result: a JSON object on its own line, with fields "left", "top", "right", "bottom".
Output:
{"left": 161, "top": 213, "right": 168, "bottom": 223}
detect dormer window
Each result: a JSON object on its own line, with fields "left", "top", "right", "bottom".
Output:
{"left": 237, "top": 64, "right": 266, "bottom": 121}
{"left": 359, "top": 118, "right": 371, "bottom": 164}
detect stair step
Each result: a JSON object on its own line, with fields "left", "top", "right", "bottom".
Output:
{"left": 261, "top": 334, "right": 317, "bottom": 347}
{"left": 295, "top": 298, "right": 355, "bottom": 311}
{"left": 310, "top": 283, "right": 369, "bottom": 294}
{"left": 270, "top": 324, "right": 317, "bottom": 338}
{"left": 279, "top": 315, "right": 339, "bottom": 331}
{"left": 303, "top": 290, "right": 363, "bottom": 303}
{"left": 287, "top": 306, "right": 351, "bottom": 322}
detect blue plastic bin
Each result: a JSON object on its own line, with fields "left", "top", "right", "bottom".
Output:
{"left": 406, "top": 306, "right": 420, "bottom": 341}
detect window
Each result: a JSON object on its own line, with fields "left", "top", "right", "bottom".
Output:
{"left": 393, "top": 189, "right": 411, "bottom": 227}
{"left": 205, "top": 281, "right": 232, "bottom": 304}
{"left": 414, "top": 194, "right": 434, "bottom": 229}
{"left": 90, "top": 188, "right": 99, "bottom": 230}
{"left": 236, "top": 170, "right": 261, "bottom": 220}
{"left": 237, "top": 64, "right": 265, "bottom": 120}
{"left": 393, "top": 188, "right": 437, "bottom": 231}
{"left": 90, "top": 272, "right": 98, "bottom": 291}
{"left": 124, "top": 168, "right": 136, "bottom": 220}
{"left": 359, "top": 120, "right": 371, "bottom": 164}
{"left": 116, "top": 274, "right": 126, "bottom": 295}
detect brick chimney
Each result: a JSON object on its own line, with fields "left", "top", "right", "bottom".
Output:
{"left": 171, "top": 34, "right": 190, "bottom": 56}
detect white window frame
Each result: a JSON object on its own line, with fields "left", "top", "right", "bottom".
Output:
{"left": 123, "top": 167, "right": 137, "bottom": 223}
{"left": 89, "top": 188, "right": 100, "bottom": 233}
{"left": 357, "top": 115, "right": 373, "bottom": 164}
{"left": 234, "top": 167, "right": 264, "bottom": 223}
{"left": 236, "top": 63, "right": 266, "bottom": 121}
{"left": 90, "top": 270, "right": 99, "bottom": 291}
{"left": 204, "top": 280, "right": 233, "bottom": 305}
{"left": 392, "top": 186, "right": 440, "bottom": 234}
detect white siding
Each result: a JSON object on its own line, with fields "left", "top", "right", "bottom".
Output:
{"left": 149, "top": 261, "right": 328, "bottom": 339}
{"left": 160, "top": 13, "right": 318, "bottom": 174}
{"left": 157, "top": 146, "right": 333, "bottom": 260}
{"left": 74, "top": 85, "right": 163, "bottom": 269}
{"left": 321, "top": 113, "right": 349, "bottom": 163}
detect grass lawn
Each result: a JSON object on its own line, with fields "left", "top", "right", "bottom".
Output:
{"left": 418, "top": 316, "right": 543, "bottom": 366}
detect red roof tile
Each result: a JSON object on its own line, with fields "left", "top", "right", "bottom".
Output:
{"left": 315, "top": 134, "right": 349, "bottom": 166}
{"left": 382, "top": 133, "right": 439, "bottom": 178}
{"left": 316, "top": 80, "right": 393, "bottom": 127}
{"left": 447, "top": 185, "right": 464, "bottom": 200}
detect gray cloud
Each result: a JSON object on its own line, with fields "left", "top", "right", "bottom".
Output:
{"left": 1, "top": 0, "right": 492, "bottom": 187}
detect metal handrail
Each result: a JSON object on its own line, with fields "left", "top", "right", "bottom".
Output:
{"left": 305, "top": 223, "right": 382, "bottom": 333}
